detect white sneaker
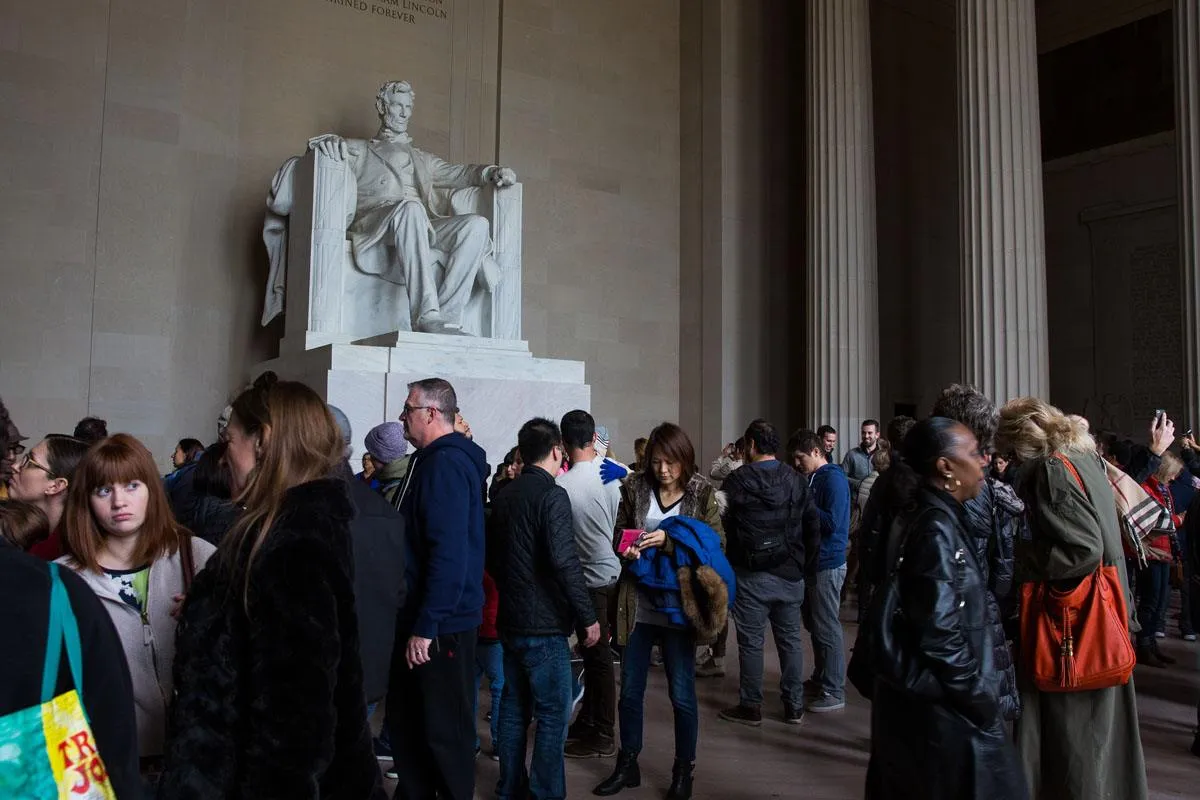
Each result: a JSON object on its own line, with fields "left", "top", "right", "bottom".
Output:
{"left": 1155, "top": 631, "right": 1167, "bottom": 639}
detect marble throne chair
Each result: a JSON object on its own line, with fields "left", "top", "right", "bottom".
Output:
{"left": 268, "top": 148, "right": 523, "bottom": 351}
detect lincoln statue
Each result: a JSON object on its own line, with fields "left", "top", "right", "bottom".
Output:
{"left": 260, "top": 80, "right": 518, "bottom": 335}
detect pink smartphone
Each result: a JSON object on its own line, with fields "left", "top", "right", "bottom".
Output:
{"left": 618, "top": 529, "right": 643, "bottom": 554}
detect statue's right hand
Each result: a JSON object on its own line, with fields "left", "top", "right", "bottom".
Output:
{"left": 309, "top": 134, "right": 348, "bottom": 161}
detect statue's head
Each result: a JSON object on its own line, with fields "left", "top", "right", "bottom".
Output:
{"left": 376, "top": 81, "right": 415, "bottom": 134}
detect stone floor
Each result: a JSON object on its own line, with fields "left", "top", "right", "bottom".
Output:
{"left": 381, "top": 618, "right": 1200, "bottom": 799}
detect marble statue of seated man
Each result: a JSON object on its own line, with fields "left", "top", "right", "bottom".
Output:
{"left": 309, "top": 80, "right": 517, "bottom": 335}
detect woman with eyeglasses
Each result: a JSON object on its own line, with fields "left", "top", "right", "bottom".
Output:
{"left": 6, "top": 434, "right": 92, "bottom": 559}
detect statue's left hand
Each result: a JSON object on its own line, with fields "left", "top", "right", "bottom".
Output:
{"left": 488, "top": 166, "right": 518, "bottom": 188}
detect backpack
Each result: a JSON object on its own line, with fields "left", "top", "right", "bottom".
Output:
{"left": 731, "top": 470, "right": 797, "bottom": 572}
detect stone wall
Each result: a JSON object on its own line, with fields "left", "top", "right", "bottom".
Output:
{"left": 0, "top": 0, "right": 680, "bottom": 467}
{"left": 499, "top": 0, "right": 681, "bottom": 460}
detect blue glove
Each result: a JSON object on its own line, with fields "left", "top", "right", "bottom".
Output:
{"left": 599, "top": 458, "right": 628, "bottom": 485}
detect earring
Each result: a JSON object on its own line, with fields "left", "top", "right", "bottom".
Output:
{"left": 943, "top": 473, "right": 955, "bottom": 491}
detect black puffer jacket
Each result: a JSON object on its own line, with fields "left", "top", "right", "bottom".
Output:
{"left": 723, "top": 461, "right": 821, "bottom": 581}
{"left": 962, "top": 478, "right": 1022, "bottom": 721}
{"left": 866, "top": 488, "right": 1026, "bottom": 800}
{"left": 159, "top": 479, "right": 384, "bottom": 800}
{"left": 487, "top": 466, "right": 597, "bottom": 637}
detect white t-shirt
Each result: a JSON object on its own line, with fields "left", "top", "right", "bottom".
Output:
{"left": 635, "top": 488, "right": 684, "bottom": 626}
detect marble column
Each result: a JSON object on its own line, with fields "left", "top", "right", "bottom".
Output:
{"left": 957, "top": 0, "right": 1050, "bottom": 403}
{"left": 806, "top": 0, "right": 879, "bottom": 442}
{"left": 1178, "top": 0, "right": 1200, "bottom": 428}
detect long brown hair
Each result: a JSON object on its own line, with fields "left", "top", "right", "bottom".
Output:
{"left": 219, "top": 379, "right": 344, "bottom": 606}
{"left": 64, "top": 434, "right": 184, "bottom": 572}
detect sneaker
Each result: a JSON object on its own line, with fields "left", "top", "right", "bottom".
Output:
{"left": 1155, "top": 631, "right": 1166, "bottom": 639}
{"left": 566, "top": 720, "right": 593, "bottom": 743}
{"left": 373, "top": 736, "right": 393, "bottom": 762}
{"left": 488, "top": 747, "right": 500, "bottom": 762}
{"left": 696, "top": 656, "right": 725, "bottom": 678}
{"left": 650, "top": 645, "right": 663, "bottom": 667}
{"left": 571, "top": 670, "right": 586, "bottom": 717}
{"left": 385, "top": 764, "right": 398, "bottom": 780}
{"left": 718, "top": 704, "right": 763, "bottom": 727}
{"left": 783, "top": 703, "right": 805, "bottom": 725}
{"left": 806, "top": 694, "right": 846, "bottom": 713}
{"left": 1184, "top": 633, "right": 1197, "bottom": 642}
{"left": 565, "top": 736, "right": 617, "bottom": 759}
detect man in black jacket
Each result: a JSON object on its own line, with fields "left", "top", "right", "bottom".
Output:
{"left": 718, "top": 419, "right": 820, "bottom": 727}
{"left": 488, "top": 418, "right": 599, "bottom": 800}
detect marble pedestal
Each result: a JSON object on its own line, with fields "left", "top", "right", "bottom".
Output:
{"left": 257, "top": 331, "right": 590, "bottom": 471}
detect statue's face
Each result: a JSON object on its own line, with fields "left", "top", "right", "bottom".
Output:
{"left": 380, "top": 92, "right": 414, "bottom": 134}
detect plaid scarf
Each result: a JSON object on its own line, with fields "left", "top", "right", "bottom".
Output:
{"left": 1102, "top": 460, "right": 1172, "bottom": 568}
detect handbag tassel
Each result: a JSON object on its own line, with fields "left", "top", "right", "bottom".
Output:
{"left": 1060, "top": 609, "right": 1076, "bottom": 689}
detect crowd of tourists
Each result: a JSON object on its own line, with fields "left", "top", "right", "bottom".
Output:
{"left": 0, "top": 373, "right": 1195, "bottom": 799}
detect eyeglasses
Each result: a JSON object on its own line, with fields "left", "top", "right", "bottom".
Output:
{"left": 19, "top": 452, "right": 55, "bottom": 478}
{"left": 400, "top": 404, "right": 441, "bottom": 419}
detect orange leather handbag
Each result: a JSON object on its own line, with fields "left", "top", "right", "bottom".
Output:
{"left": 1019, "top": 454, "right": 1136, "bottom": 692}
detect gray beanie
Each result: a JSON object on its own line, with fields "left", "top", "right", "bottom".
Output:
{"left": 366, "top": 421, "right": 409, "bottom": 464}
{"left": 328, "top": 405, "right": 353, "bottom": 448}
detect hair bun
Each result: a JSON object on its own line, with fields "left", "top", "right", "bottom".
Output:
{"left": 252, "top": 371, "right": 279, "bottom": 392}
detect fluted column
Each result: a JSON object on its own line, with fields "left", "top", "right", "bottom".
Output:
{"left": 1178, "top": 0, "right": 1200, "bottom": 428}
{"left": 958, "top": 0, "right": 1050, "bottom": 402}
{"left": 806, "top": 0, "right": 879, "bottom": 442}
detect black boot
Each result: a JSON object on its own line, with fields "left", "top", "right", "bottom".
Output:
{"left": 665, "top": 759, "right": 694, "bottom": 800}
{"left": 593, "top": 750, "right": 640, "bottom": 796}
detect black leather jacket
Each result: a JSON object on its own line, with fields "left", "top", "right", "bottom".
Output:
{"left": 486, "top": 466, "right": 597, "bottom": 637}
{"left": 867, "top": 487, "right": 1024, "bottom": 800}
{"left": 892, "top": 487, "right": 998, "bottom": 725}
{"left": 962, "top": 479, "right": 1022, "bottom": 721}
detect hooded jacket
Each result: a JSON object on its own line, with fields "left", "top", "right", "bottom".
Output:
{"left": 58, "top": 537, "right": 216, "bottom": 757}
{"left": 722, "top": 459, "right": 821, "bottom": 581}
{"left": 395, "top": 431, "right": 489, "bottom": 639}
{"left": 809, "top": 463, "right": 852, "bottom": 571}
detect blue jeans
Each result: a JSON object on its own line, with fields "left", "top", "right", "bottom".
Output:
{"left": 732, "top": 570, "right": 806, "bottom": 708}
{"left": 496, "top": 635, "right": 572, "bottom": 800}
{"left": 474, "top": 641, "right": 505, "bottom": 751}
{"left": 1137, "top": 561, "right": 1170, "bottom": 646}
{"left": 805, "top": 565, "right": 847, "bottom": 700}
{"left": 618, "top": 623, "right": 698, "bottom": 763}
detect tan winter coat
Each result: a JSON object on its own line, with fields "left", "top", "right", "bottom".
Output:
{"left": 611, "top": 473, "right": 725, "bottom": 645}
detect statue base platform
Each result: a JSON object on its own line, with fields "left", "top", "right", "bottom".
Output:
{"left": 257, "top": 332, "right": 590, "bottom": 470}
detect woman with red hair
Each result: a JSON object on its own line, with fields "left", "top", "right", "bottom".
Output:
{"left": 58, "top": 433, "right": 215, "bottom": 790}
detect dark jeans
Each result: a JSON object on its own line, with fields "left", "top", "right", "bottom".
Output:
{"left": 732, "top": 570, "right": 805, "bottom": 708}
{"left": 618, "top": 623, "right": 698, "bottom": 763}
{"left": 474, "top": 641, "right": 504, "bottom": 751}
{"left": 1136, "top": 561, "right": 1170, "bottom": 647}
{"left": 804, "top": 565, "right": 848, "bottom": 699}
{"left": 388, "top": 630, "right": 477, "bottom": 800}
{"left": 577, "top": 586, "right": 617, "bottom": 740}
{"left": 496, "top": 635, "right": 572, "bottom": 800}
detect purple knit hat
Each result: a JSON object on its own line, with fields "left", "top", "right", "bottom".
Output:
{"left": 365, "top": 421, "right": 408, "bottom": 464}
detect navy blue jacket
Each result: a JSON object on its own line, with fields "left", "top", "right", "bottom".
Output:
{"left": 809, "top": 463, "right": 851, "bottom": 571}
{"left": 396, "top": 432, "right": 488, "bottom": 639}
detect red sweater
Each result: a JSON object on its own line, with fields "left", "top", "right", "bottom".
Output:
{"left": 28, "top": 524, "right": 65, "bottom": 561}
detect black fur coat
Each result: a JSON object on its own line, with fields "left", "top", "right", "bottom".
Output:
{"left": 158, "top": 478, "right": 385, "bottom": 800}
